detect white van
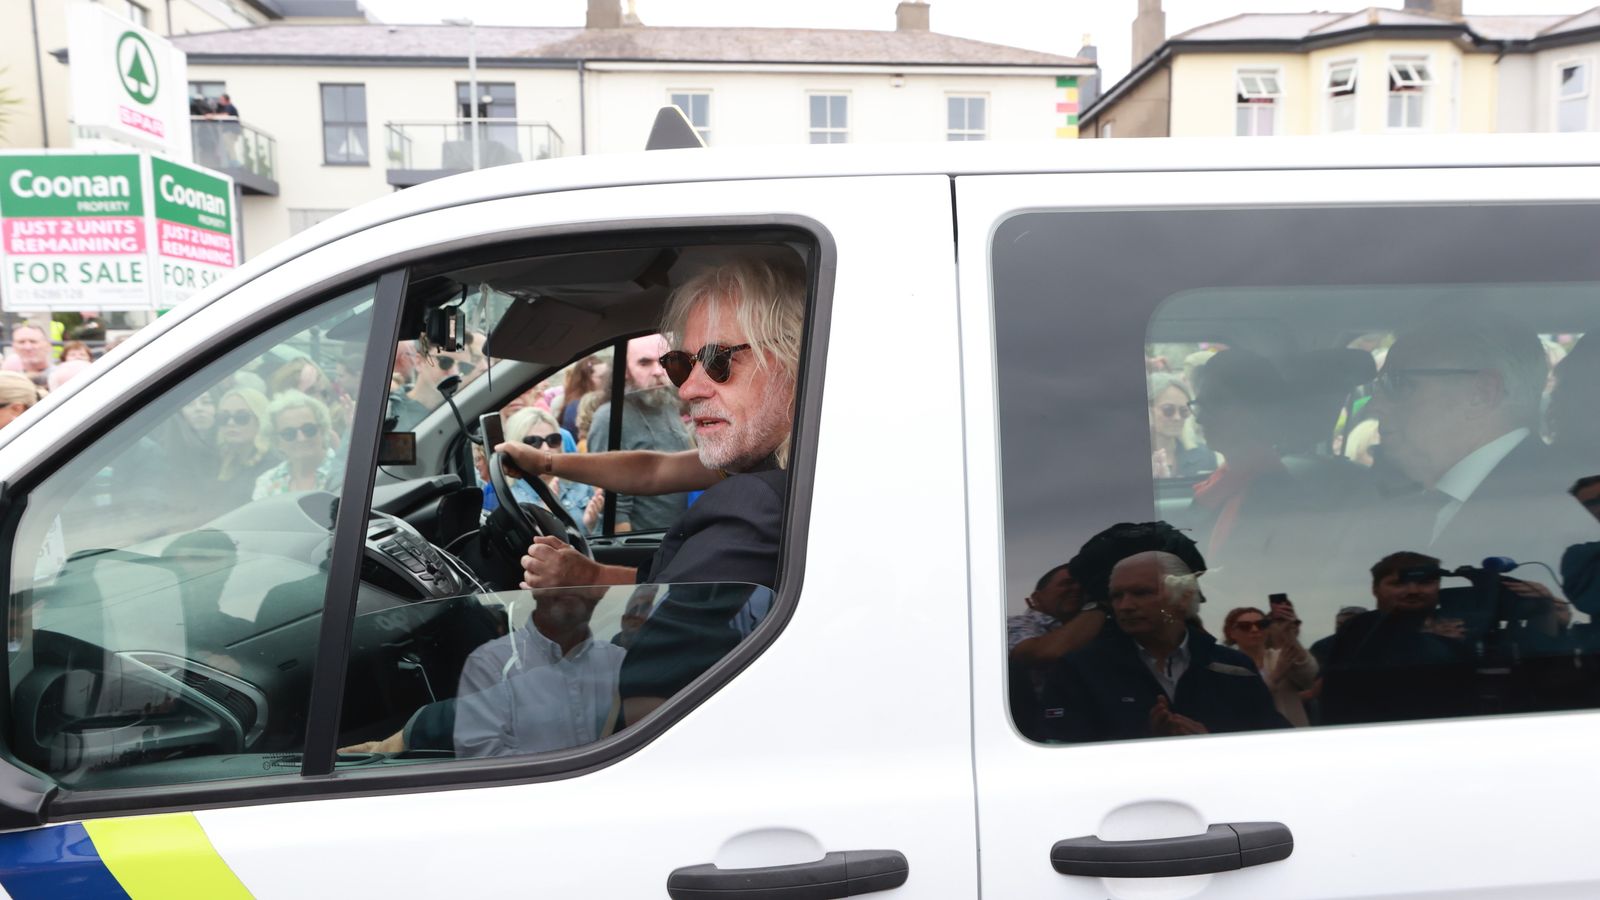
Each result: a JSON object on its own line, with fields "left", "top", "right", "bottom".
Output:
{"left": 0, "top": 136, "right": 1597, "bottom": 899}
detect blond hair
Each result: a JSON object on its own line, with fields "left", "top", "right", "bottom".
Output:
{"left": 217, "top": 387, "right": 272, "bottom": 479}
{"left": 0, "top": 372, "right": 40, "bottom": 408}
{"left": 660, "top": 258, "right": 806, "bottom": 467}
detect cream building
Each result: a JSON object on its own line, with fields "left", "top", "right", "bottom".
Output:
{"left": 6, "top": 0, "right": 1094, "bottom": 260}
{"left": 1082, "top": 0, "right": 1600, "bottom": 140}
{"left": 168, "top": 1, "right": 1096, "bottom": 254}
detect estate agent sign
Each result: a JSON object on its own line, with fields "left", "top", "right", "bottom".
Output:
{"left": 0, "top": 152, "right": 237, "bottom": 312}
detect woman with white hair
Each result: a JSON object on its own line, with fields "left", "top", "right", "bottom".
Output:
{"left": 504, "top": 407, "right": 602, "bottom": 534}
{"left": 0, "top": 372, "right": 41, "bottom": 431}
{"left": 252, "top": 390, "right": 339, "bottom": 499}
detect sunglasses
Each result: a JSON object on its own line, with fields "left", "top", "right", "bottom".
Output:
{"left": 1155, "top": 403, "right": 1191, "bottom": 420}
{"left": 1232, "top": 619, "right": 1267, "bottom": 632}
{"left": 658, "top": 343, "right": 751, "bottom": 387}
{"left": 436, "top": 356, "right": 477, "bottom": 378}
{"left": 218, "top": 411, "right": 256, "bottom": 426}
{"left": 523, "top": 433, "right": 563, "bottom": 449}
{"left": 277, "top": 423, "right": 321, "bottom": 441}
{"left": 1372, "top": 368, "right": 1481, "bottom": 400}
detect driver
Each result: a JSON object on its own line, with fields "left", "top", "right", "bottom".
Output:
{"left": 509, "top": 256, "right": 804, "bottom": 725}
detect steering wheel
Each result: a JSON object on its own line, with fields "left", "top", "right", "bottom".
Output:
{"left": 487, "top": 449, "right": 593, "bottom": 560}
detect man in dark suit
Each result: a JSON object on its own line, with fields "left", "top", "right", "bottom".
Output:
{"left": 1039, "top": 551, "right": 1287, "bottom": 743}
{"left": 520, "top": 258, "right": 805, "bottom": 724}
{"left": 1363, "top": 315, "right": 1596, "bottom": 576}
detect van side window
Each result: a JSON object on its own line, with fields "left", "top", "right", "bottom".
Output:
{"left": 993, "top": 206, "right": 1600, "bottom": 745}
{"left": 5, "top": 283, "right": 378, "bottom": 789}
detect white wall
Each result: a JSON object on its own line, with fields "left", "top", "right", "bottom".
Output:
{"left": 584, "top": 66, "right": 1077, "bottom": 154}
{"left": 1532, "top": 42, "right": 1600, "bottom": 133}
{"left": 189, "top": 62, "right": 583, "bottom": 252}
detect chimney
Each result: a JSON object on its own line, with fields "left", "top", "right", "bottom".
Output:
{"left": 1404, "top": 0, "right": 1463, "bottom": 17}
{"left": 587, "top": 0, "right": 622, "bottom": 28}
{"left": 896, "top": 1, "right": 930, "bottom": 33}
{"left": 1132, "top": 0, "right": 1165, "bottom": 68}
{"left": 1075, "top": 34, "right": 1101, "bottom": 107}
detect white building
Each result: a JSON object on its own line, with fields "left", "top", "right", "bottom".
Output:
{"left": 166, "top": 0, "right": 1096, "bottom": 255}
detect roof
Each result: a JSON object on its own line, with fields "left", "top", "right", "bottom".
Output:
{"left": 170, "top": 23, "right": 1093, "bottom": 67}
{"left": 1084, "top": 6, "right": 1600, "bottom": 125}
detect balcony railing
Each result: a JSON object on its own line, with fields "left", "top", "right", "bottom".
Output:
{"left": 191, "top": 117, "right": 279, "bottom": 196}
{"left": 383, "top": 119, "right": 566, "bottom": 187}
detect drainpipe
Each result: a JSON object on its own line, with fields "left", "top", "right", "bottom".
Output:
{"left": 577, "top": 59, "right": 588, "bottom": 155}
{"left": 29, "top": 0, "right": 50, "bottom": 147}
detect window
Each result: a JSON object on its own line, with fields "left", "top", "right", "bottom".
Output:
{"left": 669, "top": 92, "right": 711, "bottom": 145}
{"left": 334, "top": 240, "right": 816, "bottom": 762}
{"left": 1235, "top": 69, "right": 1281, "bottom": 137}
{"left": 1326, "top": 60, "right": 1358, "bottom": 132}
{"left": 1387, "top": 56, "right": 1432, "bottom": 129}
{"left": 321, "top": 84, "right": 369, "bottom": 165}
{"left": 993, "top": 204, "right": 1600, "bottom": 745}
{"left": 101, "top": 0, "right": 149, "bottom": 26}
{"left": 808, "top": 94, "right": 849, "bottom": 144}
{"left": 1559, "top": 62, "right": 1590, "bottom": 133}
{"left": 189, "top": 81, "right": 226, "bottom": 107}
{"left": 947, "top": 95, "right": 987, "bottom": 141}
{"left": 456, "top": 82, "right": 519, "bottom": 166}
{"left": 5, "top": 283, "right": 380, "bottom": 789}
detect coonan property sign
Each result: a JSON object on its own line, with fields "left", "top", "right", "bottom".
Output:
{"left": 0, "top": 152, "right": 237, "bottom": 312}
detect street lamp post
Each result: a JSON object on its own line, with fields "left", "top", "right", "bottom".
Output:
{"left": 444, "top": 17, "right": 479, "bottom": 170}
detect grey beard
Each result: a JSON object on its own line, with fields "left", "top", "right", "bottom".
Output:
{"left": 628, "top": 385, "right": 678, "bottom": 412}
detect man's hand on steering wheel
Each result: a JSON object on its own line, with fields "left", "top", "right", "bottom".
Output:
{"left": 494, "top": 441, "right": 553, "bottom": 480}
{"left": 521, "top": 535, "right": 604, "bottom": 589}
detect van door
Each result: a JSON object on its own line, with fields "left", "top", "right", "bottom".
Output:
{"left": 0, "top": 174, "right": 977, "bottom": 897}
{"left": 957, "top": 165, "right": 1600, "bottom": 898}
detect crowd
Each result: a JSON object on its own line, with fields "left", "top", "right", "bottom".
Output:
{"left": 1008, "top": 313, "right": 1600, "bottom": 743}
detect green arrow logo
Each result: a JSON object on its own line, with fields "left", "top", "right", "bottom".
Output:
{"left": 117, "top": 31, "right": 158, "bottom": 105}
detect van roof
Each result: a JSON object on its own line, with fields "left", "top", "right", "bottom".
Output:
{"left": 210, "top": 133, "right": 1600, "bottom": 325}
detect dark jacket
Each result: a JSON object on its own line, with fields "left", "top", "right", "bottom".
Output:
{"left": 620, "top": 468, "right": 787, "bottom": 702}
{"left": 1430, "top": 436, "right": 1597, "bottom": 572}
{"left": 1038, "top": 626, "right": 1288, "bottom": 743}
{"left": 1319, "top": 609, "right": 1476, "bottom": 725}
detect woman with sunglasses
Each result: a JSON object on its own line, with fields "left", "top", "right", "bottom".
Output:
{"left": 215, "top": 387, "right": 276, "bottom": 507}
{"left": 1148, "top": 373, "right": 1216, "bottom": 479}
{"left": 252, "top": 391, "right": 340, "bottom": 500}
{"left": 505, "top": 408, "right": 604, "bottom": 534}
{"left": 1223, "top": 605, "right": 1316, "bottom": 726}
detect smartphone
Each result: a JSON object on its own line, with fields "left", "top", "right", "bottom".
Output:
{"left": 478, "top": 412, "right": 504, "bottom": 450}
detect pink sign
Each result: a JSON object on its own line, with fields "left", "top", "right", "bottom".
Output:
{"left": 158, "top": 220, "right": 235, "bottom": 268}
{"left": 118, "top": 105, "right": 165, "bottom": 139}
{"left": 3, "top": 217, "right": 146, "bottom": 255}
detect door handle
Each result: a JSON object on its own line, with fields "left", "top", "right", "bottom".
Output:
{"left": 667, "top": 849, "right": 908, "bottom": 900}
{"left": 1051, "top": 822, "right": 1292, "bottom": 878}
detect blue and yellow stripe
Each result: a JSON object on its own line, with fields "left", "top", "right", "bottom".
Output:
{"left": 0, "top": 813, "right": 252, "bottom": 899}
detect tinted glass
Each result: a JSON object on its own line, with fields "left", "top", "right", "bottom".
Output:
{"left": 994, "top": 205, "right": 1600, "bottom": 745}
{"left": 6, "top": 283, "right": 378, "bottom": 788}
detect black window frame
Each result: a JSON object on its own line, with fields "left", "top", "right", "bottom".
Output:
{"left": 0, "top": 215, "right": 834, "bottom": 824}
{"left": 320, "top": 83, "right": 370, "bottom": 166}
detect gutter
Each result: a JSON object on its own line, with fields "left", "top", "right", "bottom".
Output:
{"left": 577, "top": 59, "right": 587, "bottom": 155}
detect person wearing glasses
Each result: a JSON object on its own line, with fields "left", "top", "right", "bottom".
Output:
{"left": 583, "top": 334, "right": 695, "bottom": 533}
{"left": 517, "top": 258, "right": 803, "bottom": 726}
{"left": 215, "top": 387, "right": 276, "bottom": 507}
{"left": 1148, "top": 372, "right": 1216, "bottom": 479}
{"left": 1222, "top": 605, "right": 1317, "bottom": 727}
{"left": 504, "top": 407, "right": 603, "bottom": 534}
{"left": 252, "top": 391, "right": 340, "bottom": 499}
{"left": 1362, "top": 316, "right": 1595, "bottom": 574}
{"left": 0, "top": 371, "right": 41, "bottom": 431}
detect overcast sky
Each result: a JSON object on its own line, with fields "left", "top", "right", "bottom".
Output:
{"left": 360, "top": 0, "right": 1589, "bottom": 86}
